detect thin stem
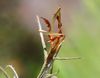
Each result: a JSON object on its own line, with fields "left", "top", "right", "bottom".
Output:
{"left": 6, "top": 65, "right": 19, "bottom": 78}
{"left": 36, "top": 61, "right": 47, "bottom": 78}
{"left": 0, "top": 66, "right": 10, "bottom": 78}
{"left": 36, "top": 15, "right": 48, "bottom": 60}
{"left": 54, "top": 57, "right": 81, "bottom": 60}
{"left": 36, "top": 15, "right": 49, "bottom": 78}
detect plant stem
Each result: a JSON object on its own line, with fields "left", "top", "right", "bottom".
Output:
{"left": 0, "top": 66, "right": 10, "bottom": 78}
{"left": 36, "top": 15, "right": 48, "bottom": 60}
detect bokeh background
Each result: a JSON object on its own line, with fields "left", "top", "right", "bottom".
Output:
{"left": 0, "top": 0, "right": 100, "bottom": 78}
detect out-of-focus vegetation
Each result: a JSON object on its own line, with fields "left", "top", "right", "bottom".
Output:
{"left": 53, "top": 0, "right": 100, "bottom": 78}
{"left": 0, "top": 0, "right": 100, "bottom": 78}
{"left": 0, "top": 0, "right": 43, "bottom": 78}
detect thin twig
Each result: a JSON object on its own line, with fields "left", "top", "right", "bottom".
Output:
{"left": 36, "top": 15, "right": 49, "bottom": 78}
{"left": 54, "top": 57, "right": 81, "bottom": 60}
{"left": 36, "top": 15, "right": 48, "bottom": 60}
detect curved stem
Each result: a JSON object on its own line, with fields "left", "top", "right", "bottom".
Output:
{"left": 0, "top": 66, "right": 10, "bottom": 78}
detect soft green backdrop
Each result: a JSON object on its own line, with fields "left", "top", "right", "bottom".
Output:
{"left": 54, "top": 0, "right": 100, "bottom": 78}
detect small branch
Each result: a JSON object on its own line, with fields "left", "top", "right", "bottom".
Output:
{"left": 36, "top": 16, "right": 49, "bottom": 78}
{"left": 36, "top": 15, "right": 48, "bottom": 60}
{"left": 54, "top": 57, "right": 81, "bottom": 60}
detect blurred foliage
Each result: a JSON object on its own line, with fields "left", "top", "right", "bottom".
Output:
{"left": 53, "top": 0, "right": 100, "bottom": 78}
{"left": 0, "top": 13, "right": 43, "bottom": 78}
{"left": 0, "top": 0, "right": 20, "bottom": 12}
{"left": 0, "top": 0, "right": 43, "bottom": 78}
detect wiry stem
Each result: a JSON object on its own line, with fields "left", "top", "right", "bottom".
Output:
{"left": 36, "top": 15, "right": 48, "bottom": 60}
{"left": 54, "top": 57, "right": 81, "bottom": 60}
{"left": 6, "top": 65, "right": 19, "bottom": 78}
{"left": 36, "top": 16, "right": 48, "bottom": 78}
{"left": 0, "top": 66, "right": 10, "bottom": 78}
